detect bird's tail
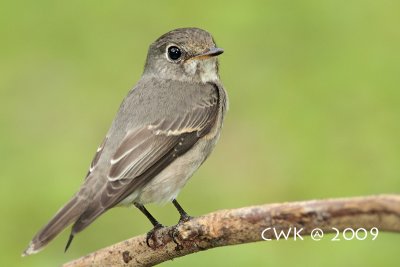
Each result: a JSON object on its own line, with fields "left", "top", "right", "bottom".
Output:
{"left": 22, "top": 195, "right": 87, "bottom": 256}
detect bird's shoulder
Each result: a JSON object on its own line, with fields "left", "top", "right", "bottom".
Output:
{"left": 116, "top": 76, "right": 220, "bottom": 126}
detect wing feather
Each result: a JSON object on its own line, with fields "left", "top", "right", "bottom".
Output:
{"left": 108, "top": 90, "right": 219, "bottom": 182}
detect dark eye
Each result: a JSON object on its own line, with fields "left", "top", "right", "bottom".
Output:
{"left": 167, "top": 46, "right": 182, "bottom": 61}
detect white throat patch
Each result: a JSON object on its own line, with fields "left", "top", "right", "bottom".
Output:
{"left": 184, "top": 59, "right": 218, "bottom": 83}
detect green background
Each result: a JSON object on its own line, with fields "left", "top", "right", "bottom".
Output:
{"left": 1, "top": 0, "right": 399, "bottom": 266}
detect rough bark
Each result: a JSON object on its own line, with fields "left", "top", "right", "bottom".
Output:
{"left": 63, "top": 194, "right": 400, "bottom": 267}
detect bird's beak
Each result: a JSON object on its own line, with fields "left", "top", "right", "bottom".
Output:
{"left": 191, "top": 47, "right": 224, "bottom": 60}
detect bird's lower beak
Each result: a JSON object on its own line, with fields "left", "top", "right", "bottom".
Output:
{"left": 191, "top": 47, "right": 224, "bottom": 60}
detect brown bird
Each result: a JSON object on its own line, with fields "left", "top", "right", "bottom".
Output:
{"left": 23, "top": 27, "right": 227, "bottom": 256}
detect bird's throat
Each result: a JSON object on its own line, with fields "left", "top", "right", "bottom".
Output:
{"left": 183, "top": 59, "right": 219, "bottom": 83}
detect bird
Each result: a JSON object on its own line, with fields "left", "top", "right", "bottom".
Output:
{"left": 23, "top": 27, "right": 228, "bottom": 256}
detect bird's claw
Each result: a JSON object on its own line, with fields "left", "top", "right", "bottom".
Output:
{"left": 178, "top": 214, "right": 193, "bottom": 224}
{"left": 146, "top": 223, "right": 164, "bottom": 248}
{"left": 168, "top": 215, "right": 194, "bottom": 251}
{"left": 168, "top": 225, "right": 184, "bottom": 251}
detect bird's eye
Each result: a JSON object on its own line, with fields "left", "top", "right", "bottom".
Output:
{"left": 167, "top": 46, "right": 182, "bottom": 61}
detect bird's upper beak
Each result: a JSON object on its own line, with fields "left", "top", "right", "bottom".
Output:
{"left": 191, "top": 47, "right": 224, "bottom": 60}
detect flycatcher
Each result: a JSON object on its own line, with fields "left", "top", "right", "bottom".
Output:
{"left": 23, "top": 27, "right": 228, "bottom": 256}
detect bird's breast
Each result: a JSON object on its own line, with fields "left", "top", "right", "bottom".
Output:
{"left": 125, "top": 105, "right": 225, "bottom": 205}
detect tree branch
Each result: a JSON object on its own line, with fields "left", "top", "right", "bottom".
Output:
{"left": 63, "top": 194, "right": 400, "bottom": 267}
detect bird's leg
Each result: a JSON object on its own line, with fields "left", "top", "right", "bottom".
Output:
{"left": 134, "top": 202, "right": 162, "bottom": 227}
{"left": 172, "top": 199, "right": 193, "bottom": 223}
{"left": 134, "top": 202, "right": 164, "bottom": 248}
{"left": 169, "top": 199, "right": 193, "bottom": 251}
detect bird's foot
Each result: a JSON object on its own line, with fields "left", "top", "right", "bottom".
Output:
{"left": 178, "top": 213, "right": 193, "bottom": 224}
{"left": 146, "top": 223, "right": 164, "bottom": 248}
{"left": 169, "top": 215, "right": 194, "bottom": 251}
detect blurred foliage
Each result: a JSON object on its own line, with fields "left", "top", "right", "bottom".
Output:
{"left": 1, "top": 0, "right": 399, "bottom": 266}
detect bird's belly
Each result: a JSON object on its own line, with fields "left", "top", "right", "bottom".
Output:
{"left": 119, "top": 136, "right": 216, "bottom": 206}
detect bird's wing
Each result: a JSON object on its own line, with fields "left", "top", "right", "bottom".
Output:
{"left": 85, "top": 136, "right": 108, "bottom": 179}
{"left": 104, "top": 86, "right": 219, "bottom": 196}
{"left": 108, "top": 98, "right": 219, "bottom": 181}
{"left": 71, "top": 83, "right": 220, "bottom": 232}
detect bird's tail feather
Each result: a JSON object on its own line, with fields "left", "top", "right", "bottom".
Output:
{"left": 22, "top": 195, "right": 87, "bottom": 256}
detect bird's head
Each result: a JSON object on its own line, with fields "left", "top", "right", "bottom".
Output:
{"left": 144, "top": 28, "right": 223, "bottom": 83}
